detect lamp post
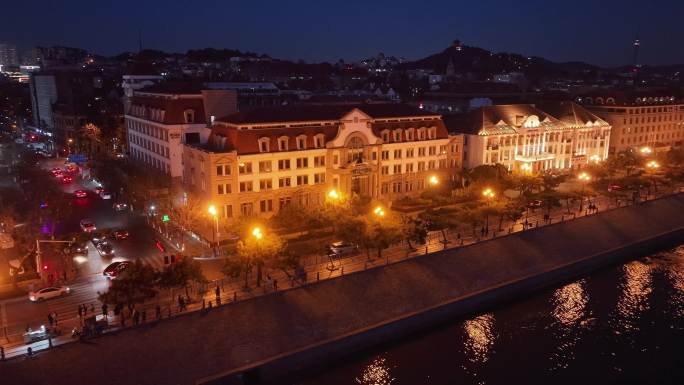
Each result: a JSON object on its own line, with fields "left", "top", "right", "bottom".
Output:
{"left": 373, "top": 206, "right": 386, "bottom": 217}
{"left": 520, "top": 163, "right": 532, "bottom": 174}
{"left": 578, "top": 172, "right": 591, "bottom": 212}
{"left": 208, "top": 205, "right": 219, "bottom": 257}
{"left": 646, "top": 160, "right": 660, "bottom": 195}
{"left": 482, "top": 188, "right": 495, "bottom": 235}
{"left": 428, "top": 175, "right": 439, "bottom": 187}
{"left": 639, "top": 146, "right": 652, "bottom": 156}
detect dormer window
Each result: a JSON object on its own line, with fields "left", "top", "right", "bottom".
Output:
{"left": 314, "top": 134, "right": 325, "bottom": 148}
{"left": 417, "top": 128, "right": 426, "bottom": 140}
{"left": 278, "top": 136, "right": 289, "bottom": 151}
{"left": 393, "top": 129, "right": 402, "bottom": 142}
{"left": 296, "top": 135, "right": 307, "bottom": 150}
{"left": 184, "top": 109, "right": 195, "bottom": 124}
{"left": 428, "top": 127, "right": 437, "bottom": 139}
{"left": 258, "top": 137, "right": 270, "bottom": 153}
{"left": 406, "top": 128, "right": 415, "bottom": 141}
{"left": 381, "top": 130, "right": 390, "bottom": 142}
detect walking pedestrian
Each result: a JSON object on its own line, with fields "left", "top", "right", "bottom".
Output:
{"left": 177, "top": 295, "right": 183, "bottom": 312}
{"left": 102, "top": 303, "right": 108, "bottom": 318}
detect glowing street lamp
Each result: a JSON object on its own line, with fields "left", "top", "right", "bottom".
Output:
{"left": 327, "top": 189, "right": 340, "bottom": 200}
{"left": 482, "top": 188, "right": 495, "bottom": 200}
{"left": 208, "top": 205, "right": 220, "bottom": 256}
{"left": 520, "top": 163, "right": 532, "bottom": 174}
{"left": 639, "top": 146, "right": 652, "bottom": 155}
{"left": 578, "top": 172, "right": 591, "bottom": 212}
{"left": 589, "top": 154, "right": 600, "bottom": 164}
{"left": 251, "top": 227, "right": 263, "bottom": 240}
{"left": 646, "top": 160, "right": 660, "bottom": 170}
{"left": 373, "top": 206, "right": 386, "bottom": 217}
{"left": 429, "top": 175, "right": 439, "bottom": 186}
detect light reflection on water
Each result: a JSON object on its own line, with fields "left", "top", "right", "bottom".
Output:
{"left": 297, "top": 245, "right": 684, "bottom": 385}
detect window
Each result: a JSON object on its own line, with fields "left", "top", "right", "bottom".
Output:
{"left": 381, "top": 183, "right": 389, "bottom": 194}
{"left": 259, "top": 161, "right": 272, "bottom": 173}
{"left": 381, "top": 130, "right": 390, "bottom": 142}
{"left": 296, "top": 157, "right": 309, "bottom": 168}
{"left": 296, "top": 135, "right": 307, "bottom": 150}
{"left": 429, "top": 146, "right": 436, "bottom": 156}
{"left": 439, "top": 145, "right": 447, "bottom": 154}
{"left": 418, "top": 147, "right": 426, "bottom": 156}
{"left": 347, "top": 136, "right": 364, "bottom": 163}
{"left": 313, "top": 155, "right": 326, "bottom": 167}
{"left": 381, "top": 151, "right": 389, "bottom": 160}
{"left": 428, "top": 127, "right": 437, "bottom": 139}
{"left": 428, "top": 160, "right": 436, "bottom": 169}
{"left": 260, "top": 199, "right": 273, "bottom": 213}
{"left": 279, "top": 197, "right": 291, "bottom": 209}
{"left": 393, "top": 164, "right": 402, "bottom": 174}
{"left": 216, "top": 164, "right": 231, "bottom": 176}
{"left": 258, "top": 138, "right": 270, "bottom": 153}
{"left": 296, "top": 175, "right": 309, "bottom": 186}
{"left": 393, "top": 130, "right": 402, "bottom": 142}
{"left": 418, "top": 161, "right": 425, "bottom": 171}
{"left": 240, "top": 203, "right": 254, "bottom": 216}
{"left": 183, "top": 109, "right": 195, "bottom": 124}
{"left": 406, "top": 163, "right": 414, "bottom": 173}
{"left": 278, "top": 177, "right": 291, "bottom": 188}
{"left": 238, "top": 162, "right": 252, "bottom": 174}
{"left": 278, "top": 159, "right": 291, "bottom": 170}
{"left": 393, "top": 149, "right": 402, "bottom": 159}
{"left": 381, "top": 166, "right": 389, "bottom": 175}
{"left": 259, "top": 179, "right": 273, "bottom": 190}
{"left": 278, "top": 137, "right": 289, "bottom": 151}
{"left": 371, "top": 151, "right": 377, "bottom": 161}
{"left": 217, "top": 184, "right": 231, "bottom": 195}
{"left": 406, "top": 148, "right": 414, "bottom": 158}
{"left": 239, "top": 181, "right": 253, "bottom": 192}
{"left": 314, "top": 173, "right": 325, "bottom": 184}
{"left": 314, "top": 134, "right": 325, "bottom": 148}
{"left": 418, "top": 128, "right": 426, "bottom": 140}
{"left": 406, "top": 129, "right": 414, "bottom": 141}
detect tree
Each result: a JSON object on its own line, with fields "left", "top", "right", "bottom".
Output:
{"left": 402, "top": 216, "right": 427, "bottom": 250}
{"left": 98, "top": 260, "right": 158, "bottom": 311}
{"left": 224, "top": 230, "right": 285, "bottom": 288}
{"left": 364, "top": 214, "right": 403, "bottom": 260}
{"left": 158, "top": 256, "right": 207, "bottom": 299}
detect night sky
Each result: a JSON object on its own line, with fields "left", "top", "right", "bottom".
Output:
{"left": 2, "top": 0, "right": 684, "bottom": 67}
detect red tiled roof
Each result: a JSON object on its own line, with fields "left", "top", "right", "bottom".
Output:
{"left": 129, "top": 95, "right": 206, "bottom": 125}
{"left": 217, "top": 103, "right": 439, "bottom": 125}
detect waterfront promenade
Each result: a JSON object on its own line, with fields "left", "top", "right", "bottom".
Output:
{"left": 2, "top": 194, "right": 683, "bottom": 385}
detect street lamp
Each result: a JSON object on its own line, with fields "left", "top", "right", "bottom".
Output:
{"left": 520, "top": 163, "right": 532, "bottom": 174}
{"left": 646, "top": 160, "right": 660, "bottom": 195}
{"left": 327, "top": 189, "right": 340, "bottom": 201}
{"left": 251, "top": 227, "right": 263, "bottom": 240}
{"left": 639, "top": 146, "right": 652, "bottom": 155}
{"left": 208, "top": 205, "right": 219, "bottom": 256}
{"left": 482, "top": 188, "right": 495, "bottom": 235}
{"left": 373, "top": 206, "right": 386, "bottom": 217}
{"left": 429, "top": 175, "right": 439, "bottom": 186}
{"left": 589, "top": 155, "right": 600, "bottom": 164}
{"left": 578, "top": 172, "right": 591, "bottom": 212}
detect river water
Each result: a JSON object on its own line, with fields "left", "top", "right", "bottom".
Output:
{"left": 294, "top": 244, "right": 684, "bottom": 385}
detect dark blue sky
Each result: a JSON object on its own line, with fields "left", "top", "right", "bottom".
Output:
{"left": 2, "top": 0, "right": 683, "bottom": 67}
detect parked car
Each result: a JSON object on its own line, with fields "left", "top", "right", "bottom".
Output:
{"left": 328, "top": 241, "right": 358, "bottom": 257}
{"left": 29, "top": 286, "right": 70, "bottom": 302}
{"left": 74, "top": 189, "right": 88, "bottom": 198}
{"left": 96, "top": 242, "right": 114, "bottom": 257}
{"left": 91, "top": 232, "right": 108, "bottom": 246}
{"left": 114, "top": 229, "right": 129, "bottom": 240}
{"left": 64, "top": 240, "right": 88, "bottom": 255}
{"left": 103, "top": 261, "right": 130, "bottom": 279}
{"left": 79, "top": 219, "right": 96, "bottom": 232}
{"left": 60, "top": 175, "right": 73, "bottom": 184}
{"left": 608, "top": 185, "right": 622, "bottom": 192}
{"left": 113, "top": 202, "right": 128, "bottom": 211}
{"left": 99, "top": 190, "right": 112, "bottom": 200}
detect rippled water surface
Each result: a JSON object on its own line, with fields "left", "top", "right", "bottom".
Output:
{"left": 294, "top": 245, "right": 684, "bottom": 385}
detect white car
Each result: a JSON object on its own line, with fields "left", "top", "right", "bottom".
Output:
{"left": 29, "top": 286, "right": 70, "bottom": 302}
{"left": 80, "top": 219, "right": 96, "bottom": 232}
{"left": 328, "top": 241, "right": 358, "bottom": 257}
{"left": 99, "top": 191, "right": 112, "bottom": 200}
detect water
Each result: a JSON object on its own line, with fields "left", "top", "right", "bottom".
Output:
{"left": 294, "top": 245, "right": 684, "bottom": 385}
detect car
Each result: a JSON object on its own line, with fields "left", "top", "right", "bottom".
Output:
{"left": 113, "top": 202, "right": 128, "bottom": 211}
{"left": 64, "top": 240, "right": 88, "bottom": 255}
{"left": 608, "top": 185, "right": 622, "bottom": 192}
{"left": 91, "top": 232, "right": 108, "bottom": 246}
{"left": 99, "top": 190, "right": 112, "bottom": 200}
{"left": 65, "top": 164, "right": 78, "bottom": 173}
{"left": 527, "top": 199, "right": 543, "bottom": 208}
{"left": 29, "top": 286, "right": 70, "bottom": 302}
{"left": 155, "top": 239, "right": 166, "bottom": 252}
{"left": 61, "top": 175, "right": 73, "bottom": 184}
{"left": 96, "top": 242, "right": 114, "bottom": 257}
{"left": 114, "top": 229, "right": 129, "bottom": 240}
{"left": 74, "top": 190, "right": 88, "bottom": 198}
{"left": 51, "top": 168, "right": 63, "bottom": 177}
{"left": 79, "top": 219, "right": 96, "bottom": 232}
{"left": 94, "top": 186, "right": 104, "bottom": 195}
{"left": 103, "top": 261, "right": 130, "bottom": 279}
{"left": 328, "top": 241, "right": 358, "bottom": 257}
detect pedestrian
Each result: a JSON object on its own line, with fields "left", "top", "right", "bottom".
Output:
{"left": 102, "top": 303, "right": 108, "bottom": 318}
{"left": 273, "top": 279, "right": 278, "bottom": 291}
{"left": 52, "top": 312, "right": 58, "bottom": 325}
{"left": 133, "top": 310, "right": 140, "bottom": 326}
{"left": 155, "top": 304, "right": 161, "bottom": 320}
{"left": 48, "top": 313, "right": 54, "bottom": 326}
{"left": 177, "top": 295, "right": 183, "bottom": 312}
{"left": 215, "top": 285, "right": 221, "bottom": 305}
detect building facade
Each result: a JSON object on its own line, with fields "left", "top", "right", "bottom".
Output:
{"left": 577, "top": 92, "right": 684, "bottom": 154}
{"left": 125, "top": 85, "right": 237, "bottom": 178}
{"left": 448, "top": 102, "right": 611, "bottom": 172}
{"left": 182, "top": 104, "right": 450, "bottom": 223}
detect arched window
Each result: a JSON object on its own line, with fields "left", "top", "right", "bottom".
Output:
{"left": 258, "top": 137, "right": 270, "bottom": 153}
{"left": 346, "top": 135, "right": 365, "bottom": 164}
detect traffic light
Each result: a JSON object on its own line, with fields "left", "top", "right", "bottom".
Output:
{"left": 162, "top": 215, "right": 170, "bottom": 222}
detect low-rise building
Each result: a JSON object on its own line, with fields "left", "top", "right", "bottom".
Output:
{"left": 125, "top": 83, "right": 237, "bottom": 178}
{"left": 577, "top": 91, "right": 684, "bottom": 154}
{"left": 182, "top": 104, "right": 451, "bottom": 223}
{"left": 447, "top": 102, "right": 611, "bottom": 172}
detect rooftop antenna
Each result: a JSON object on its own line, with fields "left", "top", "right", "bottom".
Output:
{"left": 631, "top": 34, "right": 640, "bottom": 79}
{"left": 138, "top": 29, "right": 143, "bottom": 53}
